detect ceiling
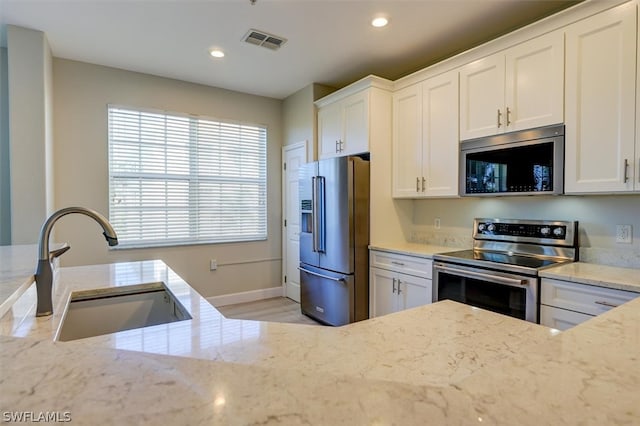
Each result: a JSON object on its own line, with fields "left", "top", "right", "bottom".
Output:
{"left": 0, "top": 0, "right": 580, "bottom": 100}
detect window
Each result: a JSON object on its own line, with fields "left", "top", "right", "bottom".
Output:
{"left": 108, "top": 105, "right": 267, "bottom": 248}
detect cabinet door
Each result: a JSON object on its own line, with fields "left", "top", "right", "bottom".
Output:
{"left": 397, "top": 273, "right": 431, "bottom": 311}
{"left": 318, "top": 101, "right": 342, "bottom": 160}
{"left": 459, "top": 54, "right": 505, "bottom": 140}
{"left": 423, "top": 70, "right": 459, "bottom": 197}
{"left": 392, "top": 84, "right": 423, "bottom": 198}
{"left": 370, "top": 267, "right": 398, "bottom": 318}
{"left": 540, "top": 305, "right": 593, "bottom": 331}
{"left": 565, "top": 3, "right": 637, "bottom": 193}
{"left": 505, "top": 30, "right": 564, "bottom": 131}
{"left": 342, "top": 90, "right": 369, "bottom": 156}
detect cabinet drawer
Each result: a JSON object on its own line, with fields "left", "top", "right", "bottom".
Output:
{"left": 370, "top": 250, "right": 432, "bottom": 279}
{"left": 541, "top": 278, "right": 639, "bottom": 316}
{"left": 539, "top": 305, "right": 593, "bottom": 331}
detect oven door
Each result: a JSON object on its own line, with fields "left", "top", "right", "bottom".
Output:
{"left": 432, "top": 261, "right": 538, "bottom": 323}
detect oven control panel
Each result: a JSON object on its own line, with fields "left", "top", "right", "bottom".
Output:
{"left": 474, "top": 218, "right": 577, "bottom": 246}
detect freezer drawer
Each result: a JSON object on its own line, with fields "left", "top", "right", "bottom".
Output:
{"left": 299, "top": 263, "right": 355, "bottom": 326}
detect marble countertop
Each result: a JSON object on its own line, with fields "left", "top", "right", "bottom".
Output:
{"left": 540, "top": 261, "right": 640, "bottom": 293}
{"left": 369, "top": 242, "right": 455, "bottom": 258}
{"left": 0, "top": 245, "right": 38, "bottom": 318}
{"left": 0, "top": 260, "right": 555, "bottom": 388}
{"left": 1, "top": 245, "right": 639, "bottom": 424}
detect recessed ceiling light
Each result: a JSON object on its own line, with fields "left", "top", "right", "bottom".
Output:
{"left": 209, "top": 49, "right": 225, "bottom": 58}
{"left": 371, "top": 16, "right": 389, "bottom": 28}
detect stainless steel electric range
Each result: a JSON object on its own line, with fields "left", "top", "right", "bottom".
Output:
{"left": 433, "top": 218, "right": 579, "bottom": 323}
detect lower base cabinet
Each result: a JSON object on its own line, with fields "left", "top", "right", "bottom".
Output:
{"left": 539, "top": 305, "right": 594, "bottom": 331}
{"left": 369, "top": 250, "right": 432, "bottom": 318}
{"left": 540, "top": 278, "right": 639, "bottom": 331}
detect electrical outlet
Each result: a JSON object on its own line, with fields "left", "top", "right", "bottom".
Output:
{"left": 434, "top": 218, "right": 441, "bottom": 229}
{"left": 615, "top": 225, "right": 632, "bottom": 244}
{"left": 210, "top": 259, "right": 218, "bottom": 271}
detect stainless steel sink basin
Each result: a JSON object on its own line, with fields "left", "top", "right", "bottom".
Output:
{"left": 55, "top": 282, "right": 191, "bottom": 341}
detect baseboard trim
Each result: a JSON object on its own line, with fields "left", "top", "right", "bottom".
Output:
{"left": 207, "top": 286, "right": 284, "bottom": 307}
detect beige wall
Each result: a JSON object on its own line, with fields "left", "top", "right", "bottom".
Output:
{"left": 52, "top": 58, "right": 283, "bottom": 298}
{"left": 0, "top": 47, "right": 10, "bottom": 245}
{"left": 282, "top": 83, "right": 334, "bottom": 160}
{"left": 7, "top": 26, "right": 54, "bottom": 244}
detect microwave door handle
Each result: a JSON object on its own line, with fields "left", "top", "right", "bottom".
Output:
{"left": 435, "top": 264, "right": 528, "bottom": 287}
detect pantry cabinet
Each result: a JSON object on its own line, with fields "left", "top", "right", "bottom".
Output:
{"left": 540, "top": 278, "right": 639, "bottom": 330}
{"left": 392, "top": 70, "right": 459, "bottom": 198}
{"left": 369, "top": 250, "right": 432, "bottom": 318}
{"left": 564, "top": 2, "right": 638, "bottom": 193}
{"left": 317, "top": 77, "right": 392, "bottom": 160}
{"left": 459, "top": 30, "right": 564, "bottom": 140}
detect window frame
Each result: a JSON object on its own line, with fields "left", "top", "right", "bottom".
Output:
{"left": 107, "top": 104, "right": 268, "bottom": 249}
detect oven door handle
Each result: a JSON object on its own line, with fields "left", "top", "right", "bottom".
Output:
{"left": 434, "top": 264, "right": 528, "bottom": 287}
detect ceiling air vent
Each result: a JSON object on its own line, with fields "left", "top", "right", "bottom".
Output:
{"left": 243, "top": 29, "right": 287, "bottom": 51}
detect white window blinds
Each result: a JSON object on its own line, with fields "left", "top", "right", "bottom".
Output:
{"left": 108, "top": 105, "right": 267, "bottom": 248}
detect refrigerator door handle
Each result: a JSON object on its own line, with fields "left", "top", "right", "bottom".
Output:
{"left": 317, "top": 176, "right": 326, "bottom": 253}
{"left": 298, "top": 266, "right": 346, "bottom": 282}
{"left": 311, "top": 176, "right": 319, "bottom": 252}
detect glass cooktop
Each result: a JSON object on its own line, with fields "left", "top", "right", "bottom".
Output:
{"left": 434, "top": 249, "right": 565, "bottom": 270}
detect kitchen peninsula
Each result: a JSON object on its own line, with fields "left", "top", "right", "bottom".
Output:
{"left": 0, "top": 246, "right": 638, "bottom": 424}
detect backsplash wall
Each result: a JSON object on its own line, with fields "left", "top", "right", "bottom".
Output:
{"left": 411, "top": 195, "right": 640, "bottom": 268}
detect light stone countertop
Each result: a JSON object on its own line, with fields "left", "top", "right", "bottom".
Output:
{"left": 0, "top": 260, "right": 555, "bottom": 388}
{"left": 1, "top": 245, "right": 639, "bottom": 424}
{"left": 0, "top": 245, "right": 38, "bottom": 319}
{"left": 369, "top": 242, "right": 455, "bottom": 258}
{"left": 540, "top": 261, "right": 640, "bottom": 293}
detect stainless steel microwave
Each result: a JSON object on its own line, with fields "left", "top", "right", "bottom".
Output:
{"left": 460, "top": 124, "right": 564, "bottom": 196}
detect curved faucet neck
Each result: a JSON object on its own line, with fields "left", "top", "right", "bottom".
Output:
{"left": 38, "top": 207, "right": 118, "bottom": 260}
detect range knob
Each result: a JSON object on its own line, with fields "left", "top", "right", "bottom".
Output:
{"left": 540, "top": 226, "right": 551, "bottom": 236}
{"left": 487, "top": 223, "right": 496, "bottom": 232}
{"left": 478, "top": 223, "right": 486, "bottom": 232}
{"left": 553, "top": 227, "right": 564, "bottom": 237}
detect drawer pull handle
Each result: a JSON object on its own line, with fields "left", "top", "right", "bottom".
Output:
{"left": 594, "top": 300, "right": 620, "bottom": 308}
{"left": 623, "top": 159, "right": 629, "bottom": 183}
{"left": 397, "top": 280, "right": 402, "bottom": 294}
{"left": 390, "top": 261, "right": 405, "bottom": 266}
{"left": 392, "top": 278, "right": 397, "bottom": 294}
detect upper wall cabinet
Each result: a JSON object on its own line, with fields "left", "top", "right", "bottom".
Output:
{"left": 459, "top": 31, "right": 564, "bottom": 141}
{"left": 317, "top": 77, "right": 393, "bottom": 160}
{"left": 392, "top": 70, "right": 459, "bottom": 198}
{"left": 564, "top": 2, "right": 638, "bottom": 193}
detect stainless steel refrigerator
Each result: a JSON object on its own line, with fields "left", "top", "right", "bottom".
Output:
{"left": 298, "top": 156, "right": 370, "bottom": 326}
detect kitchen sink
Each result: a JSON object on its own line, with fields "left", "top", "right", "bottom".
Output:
{"left": 55, "top": 282, "right": 191, "bottom": 342}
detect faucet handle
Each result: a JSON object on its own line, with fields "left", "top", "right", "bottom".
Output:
{"left": 49, "top": 244, "right": 71, "bottom": 260}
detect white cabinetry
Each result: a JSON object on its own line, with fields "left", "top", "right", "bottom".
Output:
{"left": 564, "top": 2, "right": 638, "bottom": 193}
{"left": 459, "top": 31, "right": 564, "bottom": 140}
{"left": 540, "top": 278, "right": 639, "bottom": 330}
{"left": 369, "top": 250, "right": 432, "bottom": 318}
{"left": 317, "top": 77, "right": 392, "bottom": 160}
{"left": 392, "top": 70, "right": 459, "bottom": 198}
